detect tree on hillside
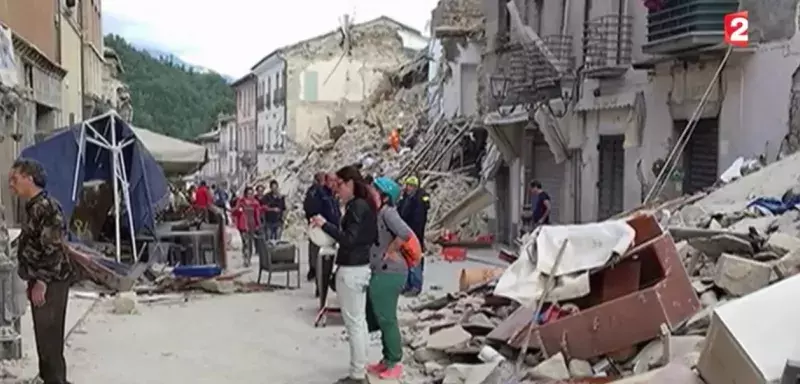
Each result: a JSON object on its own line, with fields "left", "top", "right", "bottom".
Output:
{"left": 103, "top": 35, "right": 235, "bottom": 140}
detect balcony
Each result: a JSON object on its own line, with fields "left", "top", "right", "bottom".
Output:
{"left": 489, "top": 35, "right": 567, "bottom": 111}
{"left": 583, "top": 15, "right": 633, "bottom": 79}
{"left": 540, "top": 35, "right": 576, "bottom": 80}
{"left": 643, "top": 0, "right": 739, "bottom": 54}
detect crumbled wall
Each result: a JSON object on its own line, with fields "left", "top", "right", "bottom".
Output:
{"left": 742, "top": 0, "right": 800, "bottom": 43}
{"left": 283, "top": 19, "right": 415, "bottom": 146}
{"left": 432, "top": 0, "right": 484, "bottom": 33}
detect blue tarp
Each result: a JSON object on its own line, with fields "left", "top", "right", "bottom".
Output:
{"left": 19, "top": 113, "right": 169, "bottom": 235}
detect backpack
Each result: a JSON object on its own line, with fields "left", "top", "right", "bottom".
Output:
{"left": 382, "top": 208, "right": 422, "bottom": 267}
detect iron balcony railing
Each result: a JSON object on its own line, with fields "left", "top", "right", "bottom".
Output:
{"left": 490, "top": 32, "right": 574, "bottom": 110}
{"left": 583, "top": 14, "right": 634, "bottom": 77}
{"left": 644, "top": 0, "right": 739, "bottom": 53}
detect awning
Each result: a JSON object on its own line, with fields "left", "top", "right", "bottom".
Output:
{"left": 132, "top": 127, "right": 208, "bottom": 175}
{"left": 483, "top": 106, "right": 529, "bottom": 126}
{"left": 575, "top": 90, "right": 639, "bottom": 112}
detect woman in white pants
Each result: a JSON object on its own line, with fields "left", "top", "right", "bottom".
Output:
{"left": 311, "top": 165, "right": 378, "bottom": 384}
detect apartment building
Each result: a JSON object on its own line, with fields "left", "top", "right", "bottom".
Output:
{"left": 246, "top": 16, "right": 427, "bottom": 175}
{"left": 232, "top": 73, "right": 257, "bottom": 181}
{"left": 429, "top": 0, "right": 483, "bottom": 119}
{"left": 80, "top": 0, "right": 106, "bottom": 118}
{"left": 0, "top": 0, "right": 66, "bottom": 224}
{"left": 252, "top": 52, "right": 286, "bottom": 173}
{"left": 195, "top": 114, "right": 237, "bottom": 185}
{"left": 482, "top": 0, "right": 800, "bottom": 245}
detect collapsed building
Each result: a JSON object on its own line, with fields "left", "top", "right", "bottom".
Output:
{"left": 243, "top": 14, "right": 493, "bottom": 242}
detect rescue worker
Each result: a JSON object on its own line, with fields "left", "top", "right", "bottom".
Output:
{"left": 10, "top": 158, "right": 74, "bottom": 384}
{"left": 397, "top": 175, "right": 429, "bottom": 294}
{"left": 310, "top": 165, "right": 377, "bottom": 384}
{"left": 366, "top": 177, "right": 412, "bottom": 379}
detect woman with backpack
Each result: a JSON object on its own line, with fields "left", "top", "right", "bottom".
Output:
{"left": 365, "top": 176, "right": 418, "bottom": 380}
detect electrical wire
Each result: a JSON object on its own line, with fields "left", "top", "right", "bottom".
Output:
{"left": 643, "top": 45, "right": 733, "bottom": 204}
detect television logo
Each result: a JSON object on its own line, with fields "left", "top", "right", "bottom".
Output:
{"left": 724, "top": 11, "right": 748, "bottom": 47}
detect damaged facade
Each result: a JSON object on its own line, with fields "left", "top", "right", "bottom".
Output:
{"left": 482, "top": 0, "right": 800, "bottom": 246}
{"left": 232, "top": 73, "right": 258, "bottom": 181}
{"left": 0, "top": 1, "right": 66, "bottom": 225}
{"left": 242, "top": 16, "right": 428, "bottom": 176}
{"left": 195, "top": 114, "right": 238, "bottom": 185}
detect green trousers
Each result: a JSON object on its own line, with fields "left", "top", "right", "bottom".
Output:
{"left": 366, "top": 272, "right": 405, "bottom": 367}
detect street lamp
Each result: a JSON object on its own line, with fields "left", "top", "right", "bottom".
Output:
{"left": 489, "top": 75, "right": 516, "bottom": 116}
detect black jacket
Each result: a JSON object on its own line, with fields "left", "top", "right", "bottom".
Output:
{"left": 321, "top": 197, "right": 376, "bottom": 266}
{"left": 260, "top": 192, "right": 286, "bottom": 223}
{"left": 303, "top": 184, "right": 324, "bottom": 220}
{"left": 398, "top": 188, "right": 430, "bottom": 240}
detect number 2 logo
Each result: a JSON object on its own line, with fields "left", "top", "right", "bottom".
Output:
{"left": 724, "top": 11, "right": 749, "bottom": 47}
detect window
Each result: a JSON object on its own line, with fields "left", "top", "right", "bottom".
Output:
{"left": 498, "top": 0, "right": 511, "bottom": 36}
{"left": 276, "top": 72, "right": 282, "bottom": 106}
{"left": 303, "top": 70, "right": 318, "bottom": 101}
{"left": 266, "top": 77, "right": 272, "bottom": 109}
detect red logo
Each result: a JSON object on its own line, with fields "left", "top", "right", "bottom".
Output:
{"left": 724, "top": 11, "right": 748, "bottom": 47}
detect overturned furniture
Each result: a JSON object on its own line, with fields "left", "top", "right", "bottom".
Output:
{"left": 490, "top": 214, "right": 702, "bottom": 360}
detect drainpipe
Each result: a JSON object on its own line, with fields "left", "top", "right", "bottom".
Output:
{"left": 78, "top": 0, "right": 86, "bottom": 119}
{"left": 281, "top": 55, "right": 288, "bottom": 147}
{"left": 616, "top": 0, "right": 629, "bottom": 64}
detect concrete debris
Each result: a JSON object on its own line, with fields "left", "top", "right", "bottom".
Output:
{"left": 713, "top": 253, "right": 771, "bottom": 296}
{"left": 255, "top": 51, "right": 487, "bottom": 244}
{"left": 528, "top": 352, "right": 570, "bottom": 380}
{"left": 111, "top": 292, "right": 138, "bottom": 315}
{"left": 396, "top": 148, "right": 800, "bottom": 382}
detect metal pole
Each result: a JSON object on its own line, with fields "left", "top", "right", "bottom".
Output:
{"left": 110, "top": 116, "right": 122, "bottom": 263}
{"left": 71, "top": 123, "right": 86, "bottom": 201}
{"left": 116, "top": 141, "right": 138, "bottom": 262}
{"left": 644, "top": 46, "right": 733, "bottom": 203}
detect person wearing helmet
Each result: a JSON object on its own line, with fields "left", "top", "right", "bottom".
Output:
{"left": 397, "top": 175, "right": 429, "bottom": 295}
{"left": 365, "top": 176, "right": 413, "bottom": 380}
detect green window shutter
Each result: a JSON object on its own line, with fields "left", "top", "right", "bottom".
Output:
{"left": 303, "top": 71, "right": 318, "bottom": 101}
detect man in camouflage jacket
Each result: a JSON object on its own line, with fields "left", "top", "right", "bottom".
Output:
{"left": 10, "top": 158, "right": 73, "bottom": 384}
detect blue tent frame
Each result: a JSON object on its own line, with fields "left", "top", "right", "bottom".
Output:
{"left": 20, "top": 111, "right": 170, "bottom": 262}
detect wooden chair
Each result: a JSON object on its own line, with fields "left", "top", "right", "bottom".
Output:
{"left": 254, "top": 237, "right": 301, "bottom": 289}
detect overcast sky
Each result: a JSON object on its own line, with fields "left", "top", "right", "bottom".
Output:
{"left": 102, "top": 0, "right": 437, "bottom": 78}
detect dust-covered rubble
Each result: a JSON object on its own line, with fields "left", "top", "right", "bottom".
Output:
{"left": 257, "top": 53, "right": 488, "bottom": 244}
{"left": 391, "top": 150, "right": 800, "bottom": 383}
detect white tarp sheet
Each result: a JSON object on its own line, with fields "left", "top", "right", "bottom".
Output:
{"left": 132, "top": 127, "right": 207, "bottom": 175}
{"left": 494, "top": 221, "right": 636, "bottom": 305}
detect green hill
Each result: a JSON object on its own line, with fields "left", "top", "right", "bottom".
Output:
{"left": 103, "top": 35, "right": 235, "bottom": 140}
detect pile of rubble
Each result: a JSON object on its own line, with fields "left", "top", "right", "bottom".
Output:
{"left": 394, "top": 151, "right": 800, "bottom": 383}
{"left": 261, "top": 54, "right": 486, "bottom": 242}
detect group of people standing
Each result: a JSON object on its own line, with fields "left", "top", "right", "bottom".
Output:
{"left": 305, "top": 166, "right": 429, "bottom": 383}
{"left": 229, "top": 181, "right": 286, "bottom": 267}
{"left": 189, "top": 179, "right": 287, "bottom": 267}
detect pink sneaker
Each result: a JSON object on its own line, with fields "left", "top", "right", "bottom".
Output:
{"left": 379, "top": 364, "right": 403, "bottom": 379}
{"left": 366, "top": 361, "right": 387, "bottom": 374}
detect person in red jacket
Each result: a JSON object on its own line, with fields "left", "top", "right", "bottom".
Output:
{"left": 232, "top": 186, "right": 262, "bottom": 267}
{"left": 193, "top": 181, "right": 212, "bottom": 208}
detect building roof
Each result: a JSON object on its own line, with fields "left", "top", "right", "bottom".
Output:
{"left": 250, "top": 15, "right": 425, "bottom": 70}
{"left": 195, "top": 129, "right": 220, "bottom": 142}
{"left": 230, "top": 72, "right": 256, "bottom": 87}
